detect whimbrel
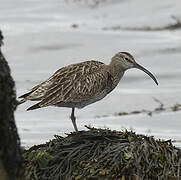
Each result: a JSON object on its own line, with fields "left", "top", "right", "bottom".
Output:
{"left": 18, "top": 52, "right": 158, "bottom": 132}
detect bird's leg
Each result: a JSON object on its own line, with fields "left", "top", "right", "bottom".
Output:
{"left": 70, "top": 108, "right": 78, "bottom": 132}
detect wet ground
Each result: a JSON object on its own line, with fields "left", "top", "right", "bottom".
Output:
{"left": 1, "top": 0, "right": 181, "bottom": 147}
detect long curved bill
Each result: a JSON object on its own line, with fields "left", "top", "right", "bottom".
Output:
{"left": 134, "top": 63, "right": 158, "bottom": 85}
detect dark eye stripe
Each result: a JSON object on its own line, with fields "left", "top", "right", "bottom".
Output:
{"left": 125, "top": 57, "right": 132, "bottom": 63}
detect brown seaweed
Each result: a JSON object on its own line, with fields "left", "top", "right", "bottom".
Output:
{"left": 103, "top": 16, "right": 181, "bottom": 31}
{"left": 23, "top": 127, "right": 181, "bottom": 180}
{"left": 96, "top": 98, "right": 181, "bottom": 118}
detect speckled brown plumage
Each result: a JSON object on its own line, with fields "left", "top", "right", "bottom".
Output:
{"left": 19, "top": 61, "right": 117, "bottom": 109}
{"left": 19, "top": 52, "right": 158, "bottom": 131}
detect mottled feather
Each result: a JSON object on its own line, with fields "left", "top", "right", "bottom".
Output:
{"left": 21, "top": 60, "right": 116, "bottom": 109}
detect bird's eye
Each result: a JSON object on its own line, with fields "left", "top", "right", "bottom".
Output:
{"left": 125, "top": 57, "right": 129, "bottom": 61}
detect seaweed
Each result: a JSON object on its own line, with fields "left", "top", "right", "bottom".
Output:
{"left": 103, "top": 16, "right": 181, "bottom": 31}
{"left": 23, "top": 127, "right": 181, "bottom": 180}
{"left": 65, "top": 0, "right": 107, "bottom": 8}
{"left": 96, "top": 98, "right": 181, "bottom": 118}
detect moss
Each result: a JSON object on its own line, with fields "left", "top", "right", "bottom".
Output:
{"left": 24, "top": 150, "right": 53, "bottom": 167}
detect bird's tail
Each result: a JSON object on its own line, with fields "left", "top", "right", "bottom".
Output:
{"left": 17, "top": 98, "right": 27, "bottom": 105}
{"left": 17, "top": 91, "right": 33, "bottom": 105}
{"left": 17, "top": 97, "right": 41, "bottom": 111}
{"left": 18, "top": 89, "right": 39, "bottom": 105}
{"left": 27, "top": 103, "right": 41, "bottom": 111}
{"left": 18, "top": 91, "right": 33, "bottom": 99}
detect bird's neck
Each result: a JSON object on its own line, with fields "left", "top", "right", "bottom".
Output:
{"left": 108, "top": 61, "right": 125, "bottom": 86}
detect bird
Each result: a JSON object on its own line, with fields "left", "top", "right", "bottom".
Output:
{"left": 18, "top": 52, "right": 158, "bottom": 132}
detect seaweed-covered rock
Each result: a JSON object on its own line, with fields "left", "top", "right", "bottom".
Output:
{"left": 0, "top": 30, "right": 24, "bottom": 180}
{"left": 23, "top": 127, "right": 181, "bottom": 180}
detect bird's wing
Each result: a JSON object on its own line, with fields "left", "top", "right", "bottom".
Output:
{"left": 21, "top": 61, "right": 100, "bottom": 100}
{"left": 38, "top": 61, "right": 113, "bottom": 107}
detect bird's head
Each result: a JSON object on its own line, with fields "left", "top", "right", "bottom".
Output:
{"left": 111, "top": 52, "right": 158, "bottom": 85}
